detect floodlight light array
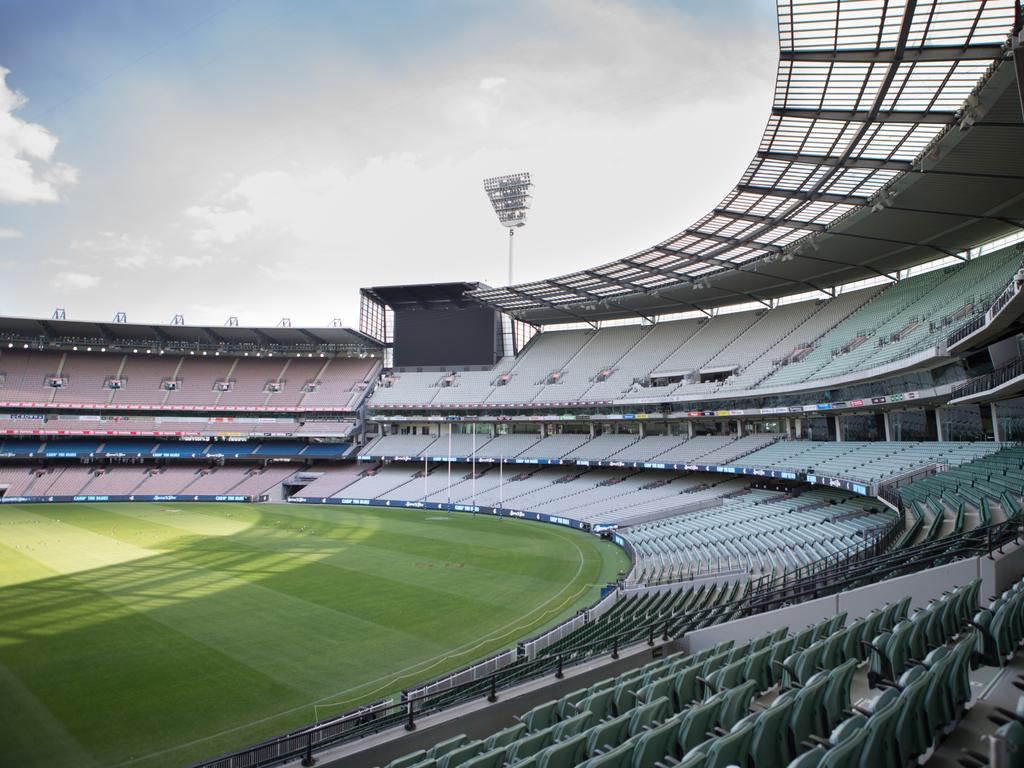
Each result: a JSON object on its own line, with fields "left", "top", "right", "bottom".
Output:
{"left": 483, "top": 173, "right": 534, "bottom": 228}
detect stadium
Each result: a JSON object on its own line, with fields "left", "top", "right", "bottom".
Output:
{"left": 3, "top": 1, "right": 1024, "bottom": 767}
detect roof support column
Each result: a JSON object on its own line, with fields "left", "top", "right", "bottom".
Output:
{"left": 1014, "top": 3, "right": 1024, "bottom": 121}
{"left": 992, "top": 402, "right": 1004, "bottom": 443}
{"left": 834, "top": 415, "right": 843, "bottom": 442}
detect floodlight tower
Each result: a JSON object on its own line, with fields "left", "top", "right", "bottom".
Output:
{"left": 483, "top": 172, "right": 533, "bottom": 285}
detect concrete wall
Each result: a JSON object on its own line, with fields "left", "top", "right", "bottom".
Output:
{"left": 983, "top": 540, "right": 1024, "bottom": 596}
{"left": 681, "top": 596, "right": 836, "bottom": 653}
{"left": 683, "top": 554, "right": 995, "bottom": 653}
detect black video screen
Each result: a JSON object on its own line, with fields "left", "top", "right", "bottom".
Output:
{"left": 393, "top": 306, "right": 499, "bottom": 367}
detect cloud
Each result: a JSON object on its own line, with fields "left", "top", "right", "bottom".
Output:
{"left": 0, "top": 227, "right": 23, "bottom": 239}
{"left": 70, "top": 230, "right": 212, "bottom": 269}
{"left": 71, "top": 231, "right": 160, "bottom": 269}
{"left": 0, "top": 0, "right": 778, "bottom": 325}
{"left": 184, "top": 203, "right": 262, "bottom": 246}
{"left": 0, "top": 67, "right": 79, "bottom": 204}
{"left": 479, "top": 76, "right": 507, "bottom": 93}
{"left": 52, "top": 271, "right": 100, "bottom": 291}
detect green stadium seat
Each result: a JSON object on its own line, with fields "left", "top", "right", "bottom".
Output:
{"left": 858, "top": 694, "right": 901, "bottom": 768}
{"left": 578, "top": 741, "right": 634, "bottom": 768}
{"left": 504, "top": 727, "right": 555, "bottom": 763}
{"left": 586, "top": 713, "right": 632, "bottom": 756}
{"left": 690, "top": 719, "right": 753, "bottom": 768}
{"left": 552, "top": 711, "right": 593, "bottom": 740}
{"left": 717, "top": 679, "right": 757, "bottom": 730}
{"left": 557, "top": 688, "right": 589, "bottom": 719}
{"left": 535, "top": 733, "right": 588, "bottom": 768}
{"left": 427, "top": 735, "right": 467, "bottom": 760}
{"left": 821, "top": 659, "right": 858, "bottom": 732}
{"left": 788, "top": 745, "right": 825, "bottom": 768}
{"left": 672, "top": 665, "right": 702, "bottom": 710}
{"left": 790, "top": 674, "right": 829, "bottom": 747}
{"left": 627, "top": 696, "right": 670, "bottom": 736}
{"left": 385, "top": 749, "right": 427, "bottom": 768}
{"left": 437, "top": 740, "right": 483, "bottom": 768}
{"left": 749, "top": 692, "right": 794, "bottom": 767}
{"left": 484, "top": 723, "right": 525, "bottom": 750}
{"left": 819, "top": 724, "right": 867, "bottom": 768}
{"left": 458, "top": 748, "right": 505, "bottom": 768}
{"left": 578, "top": 689, "right": 615, "bottom": 720}
{"left": 892, "top": 669, "right": 931, "bottom": 765}
{"left": 519, "top": 700, "right": 559, "bottom": 732}
{"left": 744, "top": 645, "right": 775, "bottom": 693}
{"left": 628, "top": 718, "right": 679, "bottom": 768}
{"left": 676, "top": 696, "right": 723, "bottom": 754}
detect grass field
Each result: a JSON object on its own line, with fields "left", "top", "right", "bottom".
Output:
{"left": 0, "top": 502, "right": 628, "bottom": 768}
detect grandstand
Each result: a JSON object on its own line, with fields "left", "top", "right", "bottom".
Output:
{"left": 4, "top": 1, "right": 1024, "bottom": 768}
{"left": 369, "top": 244, "right": 1024, "bottom": 408}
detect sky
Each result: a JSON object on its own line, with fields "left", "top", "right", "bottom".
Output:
{"left": 0, "top": 0, "right": 778, "bottom": 329}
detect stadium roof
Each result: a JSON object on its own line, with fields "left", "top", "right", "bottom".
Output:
{"left": 470, "top": 0, "right": 1024, "bottom": 324}
{"left": 361, "top": 282, "right": 490, "bottom": 311}
{"left": 0, "top": 315, "right": 382, "bottom": 355}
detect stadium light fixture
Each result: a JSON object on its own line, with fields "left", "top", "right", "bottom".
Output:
{"left": 483, "top": 172, "right": 533, "bottom": 284}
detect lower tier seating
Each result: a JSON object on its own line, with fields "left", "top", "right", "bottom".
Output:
{"left": 382, "top": 579, "right": 987, "bottom": 768}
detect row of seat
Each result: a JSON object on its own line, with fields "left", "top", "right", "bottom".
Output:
{"left": 625, "top": 491, "right": 892, "bottom": 581}
{"left": 792, "top": 631, "right": 977, "bottom": 768}
{"left": 538, "top": 583, "right": 743, "bottom": 661}
{"left": 382, "top": 597, "right": 934, "bottom": 768}
{"left": 867, "top": 579, "right": 981, "bottom": 687}
{"left": 973, "top": 576, "right": 1024, "bottom": 667}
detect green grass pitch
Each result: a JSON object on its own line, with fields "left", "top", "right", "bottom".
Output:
{"left": 0, "top": 501, "right": 629, "bottom": 768}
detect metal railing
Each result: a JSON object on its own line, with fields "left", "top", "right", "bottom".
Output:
{"left": 947, "top": 314, "right": 986, "bottom": 347}
{"left": 946, "top": 263, "right": 1024, "bottom": 349}
{"left": 951, "top": 356, "right": 1024, "bottom": 399}
{"left": 747, "top": 516, "right": 1024, "bottom": 615}
{"left": 876, "top": 462, "right": 947, "bottom": 510}
{"left": 745, "top": 515, "right": 904, "bottom": 603}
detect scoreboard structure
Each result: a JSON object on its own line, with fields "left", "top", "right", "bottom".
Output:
{"left": 359, "top": 282, "right": 503, "bottom": 369}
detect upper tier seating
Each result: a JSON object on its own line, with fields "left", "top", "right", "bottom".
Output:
{"left": 762, "top": 247, "right": 1021, "bottom": 388}
{"left": 0, "top": 350, "right": 377, "bottom": 409}
{"left": 370, "top": 246, "right": 1022, "bottom": 408}
{"left": 741, "top": 441, "right": 1000, "bottom": 484}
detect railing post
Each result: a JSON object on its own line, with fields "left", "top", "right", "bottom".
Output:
{"left": 301, "top": 732, "right": 316, "bottom": 766}
{"left": 556, "top": 655, "right": 564, "bottom": 679}
{"left": 663, "top": 619, "right": 670, "bottom": 641}
{"left": 648, "top": 624, "right": 655, "bottom": 646}
{"left": 988, "top": 526, "right": 994, "bottom": 559}
{"left": 488, "top": 674, "right": 498, "bottom": 703}
{"left": 405, "top": 702, "right": 416, "bottom": 731}
{"left": 612, "top": 635, "right": 619, "bottom": 660}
